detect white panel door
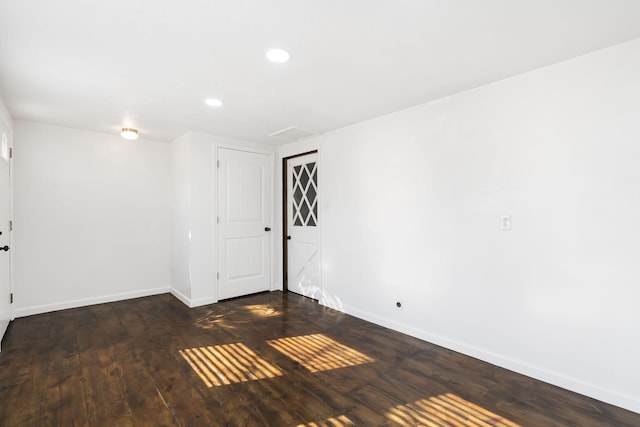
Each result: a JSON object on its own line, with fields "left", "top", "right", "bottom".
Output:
{"left": 286, "top": 153, "right": 320, "bottom": 299}
{"left": 217, "top": 148, "right": 272, "bottom": 300}
{"left": 0, "top": 128, "right": 11, "bottom": 348}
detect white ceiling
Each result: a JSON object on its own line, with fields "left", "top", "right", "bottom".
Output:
{"left": 1, "top": 1, "right": 640, "bottom": 145}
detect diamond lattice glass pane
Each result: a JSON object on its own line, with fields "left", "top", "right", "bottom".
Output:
{"left": 300, "top": 167, "right": 310, "bottom": 190}
{"left": 312, "top": 202, "right": 317, "bottom": 222}
{"left": 307, "top": 216, "right": 316, "bottom": 226}
{"left": 293, "top": 186, "right": 303, "bottom": 205}
{"left": 312, "top": 169, "right": 317, "bottom": 186}
{"left": 294, "top": 165, "right": 302, "bottom": 175}
{"left": 307, "top": 162, "right": 316, "bottom": 175}
{"left": 307, "top": 184, "right": 317, "bottom": 205}
{"left": 300, "top": 200, "right": 310, "bottom": 223}
{"left": 294, "top": 216, "right": 303, "bottom": 226}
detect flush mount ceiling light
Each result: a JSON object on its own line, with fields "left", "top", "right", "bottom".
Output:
{"left": 266, "top": 48, "right": 290, "bottom": 63}
{"left": 121, "top": 128, "right": 139, "bottom": 140}
{"left": 205, "top": 98, "right": 223, "bottom": 107}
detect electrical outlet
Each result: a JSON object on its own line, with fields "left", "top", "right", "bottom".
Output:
{"left": 500, "top": 215, "right": 511, "bottom": 231}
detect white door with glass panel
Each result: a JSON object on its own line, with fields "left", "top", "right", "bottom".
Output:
{"left": 217, "top": 148, "right": 272, "bottom": 300}
{"left": 0, "top": 127, "right": 11, "bottom": 348}
{"left": 286, "top": 153, "right": 320, "bottom": 299}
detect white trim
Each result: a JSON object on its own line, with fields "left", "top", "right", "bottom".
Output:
{"left": 169, "top": 286, "right": 217, "bottom": 308}
{"left": 13, "top": 287, "right": 170, "bottom": 318}
{"left": 267, "top": 149, "right": 275, "bottom": 292}
{"left": 7, "top": 128, "right": 13, "bottom": 322}
{"left": 190, "top": 296, "right": 217, "bottom": 307}
{"left": 0, "top": 113, "right": 13, "bottom": 332}
{"left": 169, "top": 286, "right": 191, "bottom": 307}
{"left": 337, "top": 302, "right": 640, "bottom": 414}
{"left": 211, "top": 143, "right": 220, "bottom": 302}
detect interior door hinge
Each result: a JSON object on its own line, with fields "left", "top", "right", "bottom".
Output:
{"left": 9, "top": 147, "right": 12, "bottom": 159}
{"left": 9, "top": 220, "right": 12, "bottom": 231}
{"left": 217, "top": 160, "right": 220, "bottom": 168}
{"left": 217, "top": 272, "right": 220, "bottom": 280}
{"left": 10, "top": 293, "right": 13, "bottom": 304}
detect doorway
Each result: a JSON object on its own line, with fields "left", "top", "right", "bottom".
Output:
{"left": 217, "top": 148, "right": 273, "bottom": 300}
{"left": 283, "top": 151, "right": 320, "bottom": 299}
{"left": 0, "top": 126, "right": 11, "bottom": 347}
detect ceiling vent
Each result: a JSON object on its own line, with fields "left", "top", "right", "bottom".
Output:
{"left": 269, "top": 126, "right": 317, "bottom": 141}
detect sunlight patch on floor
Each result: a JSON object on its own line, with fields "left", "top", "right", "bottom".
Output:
{"left": 296, "top": 414, "right": 354, "bottom": 427}
{"left": 195, "top": 312, "right": 237, "bottom": 330}
{"left": 179, "top": 343, "right": 282, "bottom": 387}
{"left": 244, "top": 304, "right": 281, "bottom": 317}
{"left": 267, "top": 334, "right": 374, "bottom": 373}
{"left": 385, "top": 393, "right": 521, "bottom": 427}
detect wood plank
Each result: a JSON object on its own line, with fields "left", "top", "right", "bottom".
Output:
{"left": 40, "top": 369, "right": 89, "bottom": 427}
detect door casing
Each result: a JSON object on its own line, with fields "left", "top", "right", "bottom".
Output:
{"left": 216, "top": 147, "right": 273, "bottom": 300}
{"left": 0, "top": 124, "right": 12, "bottom": 348}
{"left": 282, "top": 150, "right": 318, "bottom": 295}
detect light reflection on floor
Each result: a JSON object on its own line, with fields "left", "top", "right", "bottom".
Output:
{"left": 244, "top": 304, "right": 281, "bottom": 317}
{"left": 296, "top": 414, "right": 354, "bottom": 427}
{"left": 267, "top": 333, "right": 374, "bottom": 373}
{"left": 194, "top": 311, "right": 237, "bottom": 330}
{"left": 385, "top": 393, "right": 521, "bottom": 427}
{"left": 179, "top": 343, "right": 282, "bottom": 387}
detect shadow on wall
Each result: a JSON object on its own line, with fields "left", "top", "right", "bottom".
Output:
{"left": 294, "top": 273, "right": 345, "bottom": 312}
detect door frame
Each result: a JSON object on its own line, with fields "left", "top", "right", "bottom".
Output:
{"left": 214, "top": 144, "right": 275, "bottom": 301}
{"left": 0, "top": 119, "right": 13, "bottom": 348}
{"left": 282, "top": 150, "right": 318, "bottom": 293}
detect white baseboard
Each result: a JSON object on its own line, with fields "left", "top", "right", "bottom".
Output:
{"left": 12, "top": 285, "right": 218, "bottom": 318}
{"left": 189, "top": 296, "right": 217, "bottom": 307}
{"left": 338, "top": 303, "right": 640, "bottom": 415}
{"left": 169, "top": 287, "right": 191, "bottom": 307}
{"left": 13, "top": 287, "right": 171, "bottom": 318}
{"left": 169, "top": 287, "right": 216, "bottom": 308}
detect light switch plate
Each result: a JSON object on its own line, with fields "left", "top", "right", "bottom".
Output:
{"left": 500, "top": 215, "right": 512, "bottom": 231}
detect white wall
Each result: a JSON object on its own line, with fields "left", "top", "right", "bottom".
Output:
{"left": 319, "top": 38, "right": 640, "bottom": 412}
{"left": 13, "top": 121, "right": 171, "bottom": 316}
{"left": 170, "top": 132, "right": 191, "bottom": 302}
{"left": 186, "top": 132, "right": 215, "bottom": 305}
{"left": 169, "top": 131, "right": 275, "bottom": 306}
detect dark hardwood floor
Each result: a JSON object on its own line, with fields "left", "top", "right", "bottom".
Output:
{"left": 0, "top": 291, "right": 638, "bottom": 426}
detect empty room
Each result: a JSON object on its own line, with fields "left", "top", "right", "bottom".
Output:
{"left": 1, "top": 1, "right": 639, "bottom": 426}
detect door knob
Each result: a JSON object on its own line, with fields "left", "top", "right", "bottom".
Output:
{"left": 264, "top": 227, "right": 271, "bottom": 232}
{"left": 0, "top": 245, "right": 8, "bottom": 251}
{"left": 286, "top": 235, "right": 291, "bottom": 240}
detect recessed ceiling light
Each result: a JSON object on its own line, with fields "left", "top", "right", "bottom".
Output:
{"left": 121, "top": 128, "right": 139, "bottom": 140}
{"left": 205, "top": 98, "right": 223, "bottom": 107}
{"left": 266, "top": 48, "right": 290, "bottom": 63}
